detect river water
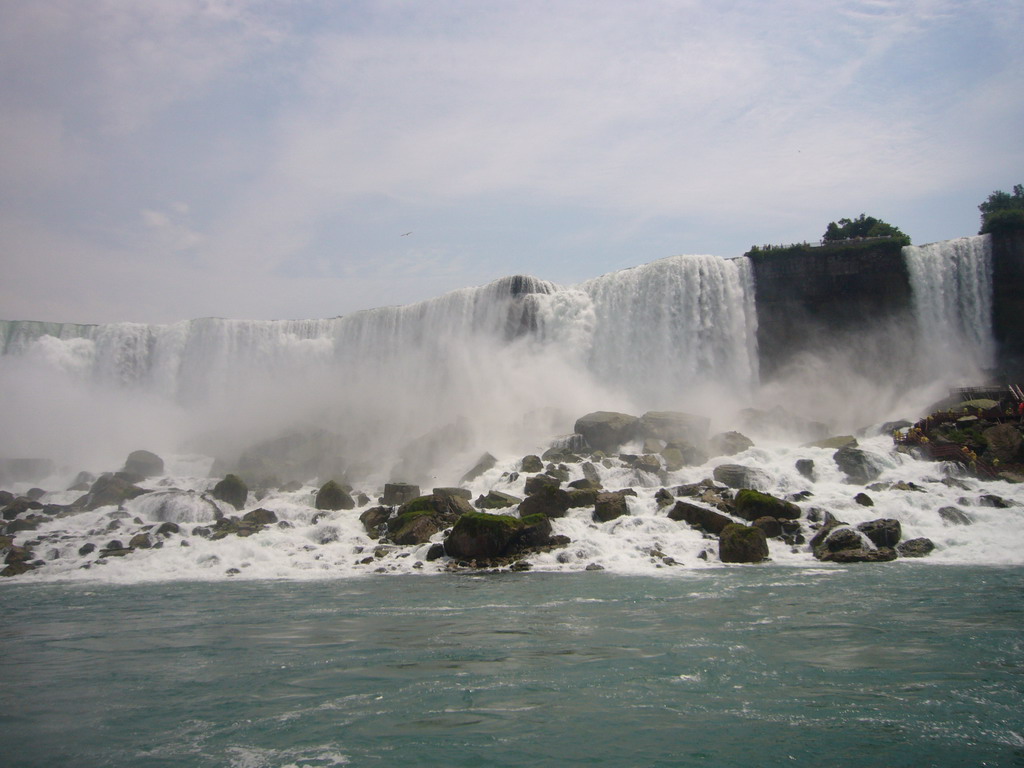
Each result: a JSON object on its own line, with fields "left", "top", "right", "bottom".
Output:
{"left": 3, "top": 565, "right": 1022, "bottom": 767}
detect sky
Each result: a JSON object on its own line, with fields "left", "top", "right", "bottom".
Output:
{"left": 1, "top": 0, "right": 1022, "bottom": 325}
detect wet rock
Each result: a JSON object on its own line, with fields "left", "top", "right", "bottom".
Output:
{"left": 382, "top": 483, "right": 420, "bottom": 506}
{"left": 129, "top": 533, "right": 152, "bottom": 550}
{"left": 832, "top": 445, "right": 883, "bottom": 484}
{"left": 433, "top": 487, "right": 472, "bottom": 501}
{"left": 709, "top": 431, "right": 754, "bottom": 457}
{"left": 857, "top": 519, "right": 901, "bottom": 548}
{"left": 425, "top": 543, "right": 446, "bottom": 561}
{"left": 212, "top": 474, "right": 249, "bottom": 511}
{"left": 359, "top": 506, "right": 391, "bottom": 538}
{"left": 524, "top": 474, "right": 562, "bottom": 496}
{"left": 459, "top": 453, "right": 497, "bottom": 484}
{"left": 712, "top": 464, "right": 772, "bottom": 491}
{"left": 518, "top": 485, "right": 571, "bottom": 519}
{"left": 156, "top": 522, "right": 180, "bottom": 536}
{"left": 585, "top": 563, "right": 605, "bottom": 571}
{"left": 315, "top": 480, "right": 355, "bottom": 511}
{"left": 76, "top": 474, "right": 148, "bottom": 511}
{"left": 654, "top": 488, "right": 675, "bottom": 508}
{"left": 123, "top": 450, "right": 164, "bottom": 478}
{"left": 581, "top": 462, "right": 602, "bottom": 487}
{"left": 752, "top": 516, "right": 783, "bottom": 538}
{"left": 24, "top": 487, "right": 46, "bottom": 501}
{"left": 937, "top": 506, "right": 972, "bottom": 526}
{"left": 667, "top": 501, "right": 733, "bottom": 536}
{"left": 566, "top": 488, "right": 599, "bottom": 508}
{"left": 443, "top": 512, "right": 551, "bottom": 560}
{"left": 808, "top": 435, "right": 858, "bottom": 450}
{"left": 820, "top": 547, "right": 898, "bottom": 563}
{"left": 978, "top": 494, "right": 1014, "bottom": 508}
{"left": 854, "top": 493, "right": 874, "bottom": 507}
{"left": 897, "top": 538, "right": 935, "bottom": 558}
{"left": 574, "top": 411, "right": 640, "bottom": 453}
{"left": 820, "top": 527, "right": 865, "bottom": 553}
{"left": 592, "top": 492, "right": 630, "bottom": 522}
{"left": 241, "top": 508, "right": 278, "bottom": 527}
{"left": 631, "top": 454, "right": 662, "bottom": 475}
{"left": 982, "top": 424, "right": 1022, "bottom": 464}
{"left": 520, "top": 455, "right": 544, "bottom": 473}
{"left": 475, "top": 490, "right": 522, "bottom": 510}
{"left": 78, "top": 542, "right": 96, "bottom": 556}
{"left": 733, "top": 489, "right": 800, "bottom": 521}
{"left": 387, "top": 493, "right": 473, "bottom": 545}
{"left": 719, "top": 523, "right": 769, "bottom": 563}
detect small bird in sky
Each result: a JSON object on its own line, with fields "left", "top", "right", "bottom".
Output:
{"left": 400, "top": 231, "right": 412, "bottom": 237}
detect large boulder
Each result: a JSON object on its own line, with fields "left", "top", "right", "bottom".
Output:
{"left": 709, "top": 431, "right": 754, "bottom": 457}
{"left": 315, "top": 480, "right": 355, "bottom": 511}
{"left": 443, "top": 512, "right": 552, "bottom": 561}
{"left": 638, "top": 411, "right": 709, "bottom": 445}
{"left": 459, "top": 453, "right": 497, "bottom": 484}
{"left": 733, "top": 489, "right": 800, "bottom": 521}
{"left": 983, "top": 424, "right": 1022, "bottom": 464}
{"left": 833, "top": 446, "right": 883, "bottom": 484}
{"left": 359, "top": 506, "right": 391, "bottom": 538}
{"left": 712, "top": 464, "right": 772, "bottom": 491}
{"left": 856, "top": 518, "right": 901, "bottom": 548}
{"left": 574, "top": 412, "right": 639, "bottom": 453}
{"left": 520, "top": 455, "right": 544, "bottom": 473}
{"left": 386, "top": 493, "right": 473, "bottom": 545}
{"left": 123, "top": 450, "right": 164, "bottom": 478}
{"left": 382, "top": 483, "right": 420, "bottom": 506}
{"left": 76, "top": 474, "right": 148, "bottom": 511}
{"left": 212, "top": 474, "right": 249, "bottom": 511}
{"left": 668, "top": 501, "right": 733, "bottom": 535}
{"left": 475, "top": 490, "right": 522, "bottom": 510}
{"left": 592, "top": 492, "right": 629, "bottom": 523}
{"left": 719, "top": 524, "right": 769, "bottom": 563}
{"left": 897, "top": 538, "right": 935, "bottom": 558}
{"left": 518, "top": 485, "right": 571, "bottom": 519}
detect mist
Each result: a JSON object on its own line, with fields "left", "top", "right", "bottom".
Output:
{"left": 0, "top": 244, "right": 996, "bottom": 488}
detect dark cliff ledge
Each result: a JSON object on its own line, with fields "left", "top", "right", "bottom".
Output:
{"left": 991, "top": 230, "right": 1024, "bottom": 378}
{"left": 749, "top": 240, "right": 911, "bottom": 379}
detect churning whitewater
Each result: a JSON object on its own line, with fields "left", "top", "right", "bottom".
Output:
{"left": 2, "top": 240, "right": 1023, "bottom": 583}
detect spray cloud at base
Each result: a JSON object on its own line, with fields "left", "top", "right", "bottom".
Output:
{"left": 0, "top": 240, "right": 998, "bottom": 487}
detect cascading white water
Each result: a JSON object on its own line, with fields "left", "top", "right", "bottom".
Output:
{"left": 903, "top": 235, "right": 995, "bottom": 378}
{"left": 0, "top": 258, "right": 759, "bottom": 479}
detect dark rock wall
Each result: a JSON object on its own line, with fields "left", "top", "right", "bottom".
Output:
{"left": 991, "top": 230, "right": 1024, "bottom": 379}
{"left": 749, "top": 241, "right": 913, "bottom": 379}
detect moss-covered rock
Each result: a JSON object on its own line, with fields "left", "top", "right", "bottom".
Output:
{"left": 475, "top": 490, "right": 522, "bottom": 510}
{"left": 315, "top": 480, "right": 354, "bottom": 511}
{"left": 733, "top": 489, "right": 800, "bottom": 521}
{"left": 719, "top": 523, "right": 769, "bottom": 563}
{"left": 443, "top": 511, "right": 552, "bottom": 561}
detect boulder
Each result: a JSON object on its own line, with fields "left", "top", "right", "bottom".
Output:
{"left": 443, "top": 512, "right": 550, "bottom": 561}
{"left": 752, "top": 516, "right": 783, "bottom": 538}
{"left": 937, "top": 506, "right": 972, "bottom": 526}
{"left": 581, "top": 462, "right": 602, "bottom": 487}
{"left": 638, "top": 411, "right": 709, "bottom": 445}
{"left": 897, "top": 538, "right": 935, "bottom": 558}
{"left": 733, "top": 489, "right": 800, "bottom": 521}
{"left": 795, "top": 459, "right": 815, "bottom": 480}
{"left": 382, "top": 483, "right": 420, "bottom": 506}
{"left": 574, "top": 411, "right": 640, "bottom": 453}
{"left": 632, "top": 454, "right": 662, "bottom": 475}
{"left": 212, "top": 474, "right": 249, "bottom": 511}
{"left": 433, "top": 487, "right": 472, "bottom": 501}
{"left": 315, "top": 480, "right": 355, "bottom": 511}
{"left": 129, "top": 532, "right": 153, "bottom": 550}
{"left": 518, "top": 486, "right": 571, "bottom": 519}
{"left": 832, "top": 446, "right": 882, "bottom": 484}
{"left": 808, "top": 435, "right": 858, "bottom": 450}
{"left": 709, "top": 431, "right": 754, "bottom": 457}
{"left": 592, "top": 492, "right": 629, "bottom": 523}
{"left": 359, "top": 506, "right": 392, "bottom": 537}
{"left": 76, "top": 474, "right": 147, "bottom": 511}
{"left": 820, "top": 547, "right": 898, "bottom": 563}
{"left": 123, "top": 450, "right": 164, "bottom": 478}
{"left": 857, "top": 519, "right": 901, "bottom": 548}
{"left": 712, "top": 464, "right": 772, "bottom": 491}
{"left": 386, "top": 493, "right": 473, "bottom": 545}
{"left": 567, "top": 488, "right": 599, "bottom": 508}
{"left": 524, "top": 474, "right": 561, "bottom": 496}
{"left": 668, "top": 501, "right": 733, "bottom": 535}
{"left": 475, "top": 490, "right": 522, "bottom": 510}
{"left": 459, "top": 453, "right": 497, "bottom": 484}
{"left": 242, "top": 508, "right": 278, "bottom": 527}
{"left": 719, "top": 524, "right": 769, "bottom": 563}
{"left": 520, "top": 455, "right": 544, "bottom": 473}
{"left": 854, "top": 493, "right": 874, "bottom": 507}
{"left": 983, "top": 424, "right": 1022, "bottom": 464}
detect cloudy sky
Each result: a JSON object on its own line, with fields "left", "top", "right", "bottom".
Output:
{"left": 1, "top": 0, "right": 1021, "bottom": 324}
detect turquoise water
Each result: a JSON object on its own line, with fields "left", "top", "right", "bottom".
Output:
{"left": 2, "top": 566, "right": 1023, "bottom": 767}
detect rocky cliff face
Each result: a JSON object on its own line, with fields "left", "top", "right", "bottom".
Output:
{"left": 749, "top": 240, "right": 912, "bottom": 379}
{"left": 991, "top": 230, "right": 1024, "bottom": 378}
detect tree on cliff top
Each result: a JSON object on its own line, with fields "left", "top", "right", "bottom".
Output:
{"left": 822, "top": 214, "right": 911, "bottom": 246}
{"left": 978, "top": 184, "right": 1024, "bottom": 235}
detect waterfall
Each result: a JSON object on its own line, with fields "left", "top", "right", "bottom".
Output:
{"left": 903, "top": 235, "right": 995, "bottom": 377}
{"left": 0, "top": 256, "right": 759, "bottom": 478}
